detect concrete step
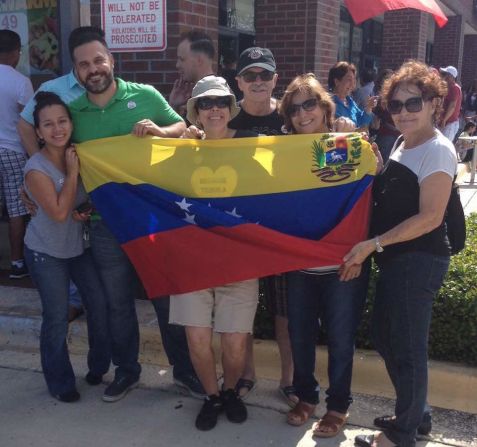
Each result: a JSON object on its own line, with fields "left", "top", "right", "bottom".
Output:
{"left": 1, "top": 285, "right": 476, "bottom": 417}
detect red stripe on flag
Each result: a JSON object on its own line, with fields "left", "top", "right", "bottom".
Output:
{"left": 123, "top": 186, "right": 372, "bottom": 297}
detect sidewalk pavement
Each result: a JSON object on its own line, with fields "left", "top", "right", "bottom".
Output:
{"left": 0, "top": 349, "right": 476, "bottom": 447}
{"left": 1, "top": 285, "right": 476, "bottom": 447}
{"left": 457, "top": 168, "right": 477, "bottom": 215}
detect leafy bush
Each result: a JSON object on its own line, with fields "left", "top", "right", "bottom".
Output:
{"left": 254, "top": 213, "right": 477, "bottom": 366}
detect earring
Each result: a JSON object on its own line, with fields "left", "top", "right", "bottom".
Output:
{"left": 38, "top": 138, "right": 45, "bottom": 147}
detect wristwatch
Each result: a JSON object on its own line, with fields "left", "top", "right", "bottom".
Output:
{"left": 374, "top": 236, "right": 384, "bottom": 253}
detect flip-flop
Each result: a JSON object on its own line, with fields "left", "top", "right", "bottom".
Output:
{"left": 278, "top": 385, "right": 299, "bottom": 408}
{"left": 234, "top": 378, "right": 256, "bottom": 400}
{"left": 312, "top": 412, "right": 349, "bottom": 438}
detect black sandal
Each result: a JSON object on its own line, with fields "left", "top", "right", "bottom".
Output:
{"left": 234, "top": 378, "right": 256, "bottom": 400}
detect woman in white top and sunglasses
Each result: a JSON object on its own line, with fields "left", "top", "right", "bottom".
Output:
{"left": 341, "top": 61, "right": 457, "bottom": 447}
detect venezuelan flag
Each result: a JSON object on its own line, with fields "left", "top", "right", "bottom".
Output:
{"left": 78, "top": 133, "right": 376, "bottom": 297}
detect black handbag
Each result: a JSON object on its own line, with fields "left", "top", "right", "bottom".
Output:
{"left": 445, "top": 181, "right": 466, "bottom": 255}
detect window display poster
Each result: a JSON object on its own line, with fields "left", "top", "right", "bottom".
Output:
{"left": 0, "top": 0, "right": 59, "bottom": 76}
{"left": 101, "top": 0, "right": 166, "bottom": 52}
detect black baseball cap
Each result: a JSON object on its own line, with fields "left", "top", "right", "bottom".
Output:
{"left": 236, "top": 47, "right": 276, "bottom": 75}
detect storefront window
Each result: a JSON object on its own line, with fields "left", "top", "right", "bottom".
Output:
{"left": 0, "top": 0, "right": 60, "bottom": 79}
{"left": 338, "top": 21, "right": 350, "bottom": 61}
{"left": 339, "top": 6, "right": 382, "bottom": 72}
{"left": 351, "top": 26, "right": 362, "bottom": 67}
{"left": 219, "top": 0, "right": 254, "bottom": 33}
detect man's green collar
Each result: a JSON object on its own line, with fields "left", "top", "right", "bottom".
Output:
{"left": 71, "top": 78, "right": 127, "bottom": 110}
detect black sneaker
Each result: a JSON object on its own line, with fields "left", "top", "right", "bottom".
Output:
{"left": 9, "top": 264, "right": 29, "bottom": 279}
{"left": 54, "top": 389, "right": 80, "bottom": 403}
{"left": 374, "top": 412, "right": 432, "bottom": 436}
{"left": 195, "top": 395, "right": 223, "bottom": 431}
{"left": 221, "top": 388, "right": 247, "bottom": 423}
{"left": 85, "top": 372, "right": 103, "bottom": 386}
{"left": 174, "top": 373, "right": 206, "bottom": 400}
{"left": 102, "top": 376, "right": 139, "bottom": 402}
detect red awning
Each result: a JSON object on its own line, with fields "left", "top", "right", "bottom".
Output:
{"left": 344, "top": 0, "right": 448, "bottom": 28}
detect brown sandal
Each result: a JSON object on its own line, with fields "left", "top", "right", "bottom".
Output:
{"left": 312, "top": 412, "right": 348, "bottom": 438}
{"left": 286, "top": 401, "right": 316, "bottom": 426}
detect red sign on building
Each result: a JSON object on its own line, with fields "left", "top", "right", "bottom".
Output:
{"left": 101, "top": 0, "right": 166, "bottom": 52}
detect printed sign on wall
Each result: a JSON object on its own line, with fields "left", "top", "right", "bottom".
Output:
{"left": 101, "top": 0, "right": 166, "bottom": 52}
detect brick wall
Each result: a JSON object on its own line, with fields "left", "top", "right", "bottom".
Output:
{"left": 380, "top": 9, "right": 428, "bottom": 70}
{"left": 432, "top": 15, "right": 464, "bottom": 75}
{"left": 255, "top": 0, "right": 340, "bottom": 95}
{"left": 90, "top": 0, "right": 218, "bottom": 95}
{"left": 461, "top": 34, "right": 477, "bottom": 91}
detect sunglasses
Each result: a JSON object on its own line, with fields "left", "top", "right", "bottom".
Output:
{"left": 387, "top": 97, "right": 425, "bottom": 115}
{"left": 287, "top": 98, "right": 319, "bottom": 117}
{"left": 240, "top": 70, "right": 275, "bottom": 83}
{"left": 196, "top": 96, "right": 231, "bottom": 110}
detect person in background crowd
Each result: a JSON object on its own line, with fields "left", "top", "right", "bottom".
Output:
{"left": 67, "top": 28, "right": 188, "bottom": 403}
{"left": 0, "top": 30, "right": 33, "bottom": 279}
{"left": 219, "top": 48, "right": 242, "bottom": 100}
{"left": 455, "top": 120, "right": 476, "bottom": 165}
{"left": 18, "top": 26, "right": 103, "bottom": 322}
{"left": 329, "top": 61, "right": 377, "bottom": 129}
{"left": 439, "top": 66, "right": 462, "bottom": 141}
{"left": 169, "top": 30, "right": 215, "bottom": 115}
{"left": 169, "top": 76, "right": 262, "bottom": 431}
{"left": 279, "top": 73, "right": 372, "bottom": 438}
{"left": 342, "top": 60, "right": 456, "bottom": 447}
{"left": 354, "top": 67, "right": 376, "bottom": 110}
{"left": 463, "top": 79, "right": 477, "bottom": 121}
{"left": 24, "top": 92, "right": 109, "bottom": 402}
{"left": 370, "top": 68, "right": 400, "bottom": 163}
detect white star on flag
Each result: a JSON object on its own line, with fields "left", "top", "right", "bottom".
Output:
{"left": 175, "top": 197, "right": 192, "bottom": 212}
{"left": 225, "top": 207, "right": 242, "bottom": 218}
{"left": 183, "top": 213, "right": 197, "bottom": 225}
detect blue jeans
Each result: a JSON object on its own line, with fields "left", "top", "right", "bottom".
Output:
{"left": 89, "top": 220, "right": 141, "bottom": 380}
{"left": 286, "top": 265, "right": 369, "bottom": 412}
{"left": 25, "top": 246, "right": 111, "bottom": 396}
{"left": 372, "top": 252, "right": 449, "bottom": 447}
{"left": 151, "top": 296, "right": 197, "bottom": 378}
{"left": 68, "top": 281, "right": 83, "bottom": 309}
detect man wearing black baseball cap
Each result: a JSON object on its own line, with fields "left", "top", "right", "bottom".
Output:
{"left": 226, "top": 47, "right": 299, "bottom": 408}
{"left": 228, "top": 47, "right": 284, "bottom": 135}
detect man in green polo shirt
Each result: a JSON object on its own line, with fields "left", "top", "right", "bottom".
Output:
{"left": 70, "top": 78, "right": 182, "bottom": 142}
{"left": 68, "top": 30, "right": 191, "bottom": 403}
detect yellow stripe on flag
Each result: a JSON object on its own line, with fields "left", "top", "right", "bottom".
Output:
{"left": 77, "top": 133, "right": 376, "bottom": 197}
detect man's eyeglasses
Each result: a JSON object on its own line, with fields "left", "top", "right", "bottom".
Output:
{"left": 240, "top": 70, "right": 275, "bottom": 83}
{"left": 287, "top": 98, "right": 319, "bottom": 117}
{"left": 196, "top": 96, "right": 231, "bottom": 110}
{"left": 387, "top": 97, "right": 425, "bottom": 115}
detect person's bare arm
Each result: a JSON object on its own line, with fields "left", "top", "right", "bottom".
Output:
{"left": 131, "top": 120, "right": 186, "bottom": 138}
{"left": 17, "top": 118, "right": 41, "bottom": 157}
{"left": 25, "top": 147, "right": 79, "bottom": 222}
{"left": 441, "top": 99, "right": 457, "bottom": 126}
{"left": 340, "top": 172, "right": 452, "bottom": 279}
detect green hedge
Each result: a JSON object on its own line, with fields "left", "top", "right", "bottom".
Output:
{"left": 254, "top": 213, "right": 477, "bottom": 366}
